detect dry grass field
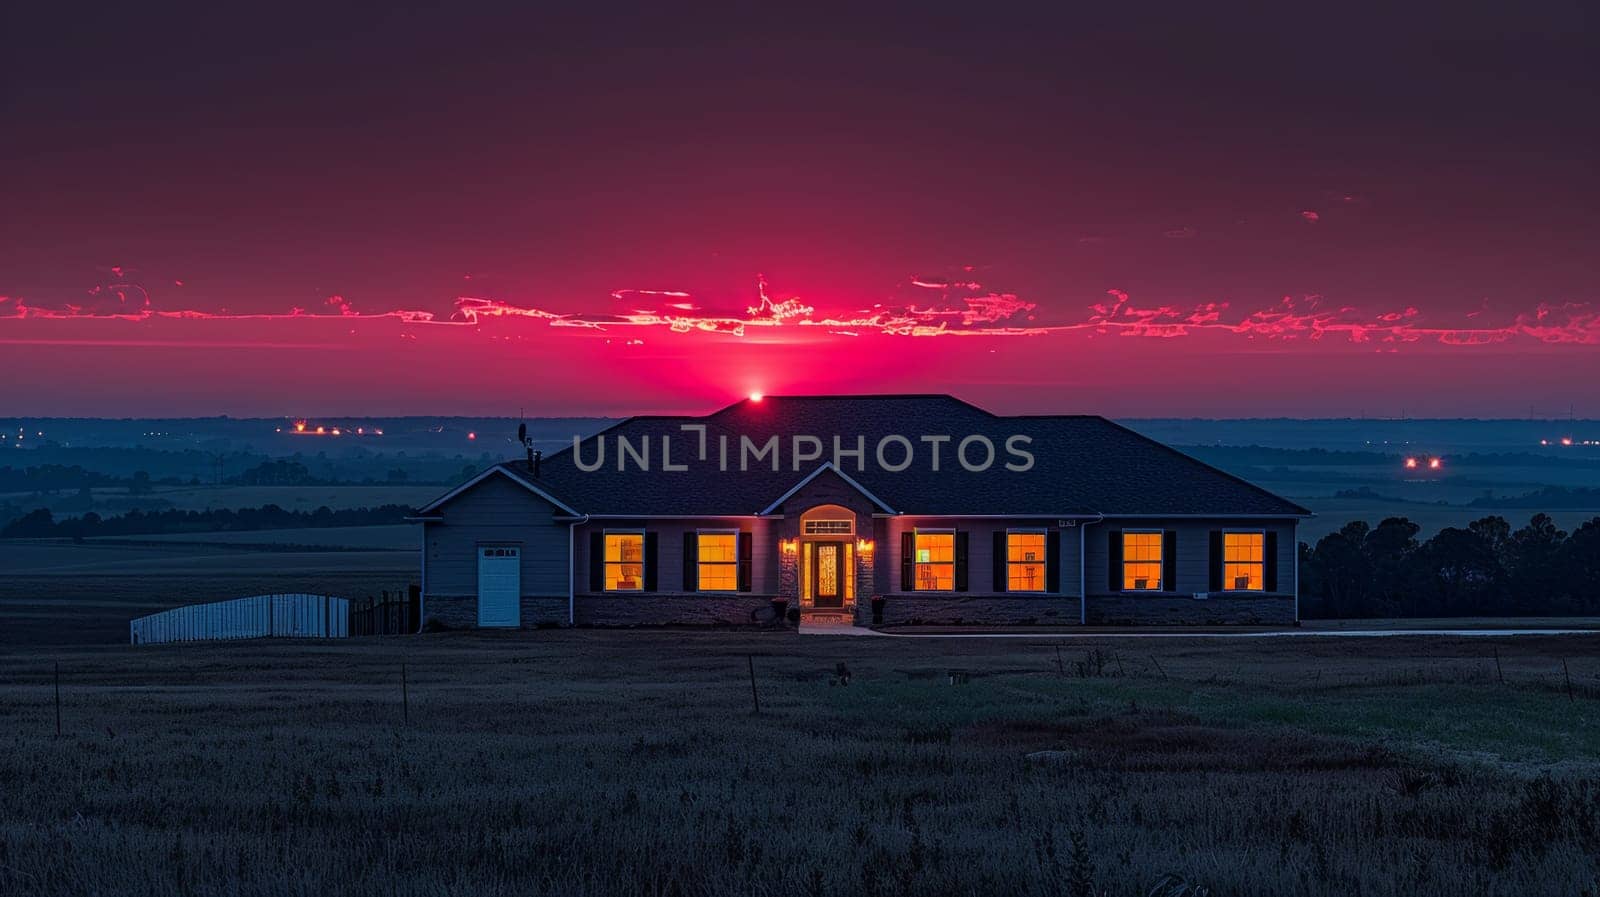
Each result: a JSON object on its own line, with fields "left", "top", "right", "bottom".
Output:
{"left": 2, "top": 628, "right": 1598, "bottom": 897}
{"left": 0, "top": 539, "right": 416, "bottom": 648}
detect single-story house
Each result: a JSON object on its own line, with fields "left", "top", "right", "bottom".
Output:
{"left": 411, "top": 394, "right": 1311, "bottom": 628}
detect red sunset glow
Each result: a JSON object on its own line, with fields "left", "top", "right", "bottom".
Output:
{"left": 2, "top": 7, "right": 1594, "bottom": 418}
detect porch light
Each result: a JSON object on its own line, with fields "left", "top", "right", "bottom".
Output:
{"left": 781, "top": 538, "right": 799, "bottom": 554}
{"left": 856, "top": 538, "right": 874, "bottom": 553}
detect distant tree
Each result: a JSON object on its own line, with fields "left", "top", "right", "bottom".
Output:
{"left": 1, "top": 508, "right": 55, "bottom": 538}
{"left": 1507, "top": 514, "right": 1568, "bottom": 612}
{"left": 229, "top": 459, "right": 316, "bottom": 486}
{"left": 1558, "top": 519, "right": 1600, "bottom": 612}
{"left": 1467, "top": 515, "right": 1512, "bottom": 568}
{"left": 387, "top": 468, "right": 409, "bottom": 483}
{"left": 1413, "top": 526, "right": 1504, "bottom": 615}
{"left": 1364, "top": 517, "right": 1422, "bottom": 616}
{"left": 129, "top": 470, "right": 152, "bottom": 495}
{"left": 1303, "top": 521, "right": 1373, "bottom": 618}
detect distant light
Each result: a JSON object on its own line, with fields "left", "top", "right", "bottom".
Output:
{"left": 468, "top": 432, "right": 477, "bottom": 440}
{"left": 1541, "top": 439, "right": 1550, "bottom": 446}
{"left": 1428, "top": 457, "right": 1442, "bottom": 470}
{"left": 331, "top": 428, "right": 342, "bottom": 436}
{"left": 374, "top": 429, "right": 384, "bottom": 436}
{"left": 1404, "top": 457, "right": 1418, "bottom": 469}
{"left": 357, "top": 427, "right": 365, "bottom": 435}
{"left": 294, "top": 421, "right": 307, "bottom": 433}
{"left": 749, "top": 392, "right": 764, "bottom": 402}
{"left": 315, "top": 426, "right": 325, "bottom": 434}
{"left": 275, "top": 427, "right": 282, "bottom": 433}
{"left": 1561, "top": 437, "right": 1574, "bottom": 446}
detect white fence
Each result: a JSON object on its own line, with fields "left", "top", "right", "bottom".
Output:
{"left": 130, "top": 594, "right": 349, "bottom": 646}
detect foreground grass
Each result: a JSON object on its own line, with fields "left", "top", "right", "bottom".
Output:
{"left": 1, "top": 632, "right": 1597, "bottom": 896}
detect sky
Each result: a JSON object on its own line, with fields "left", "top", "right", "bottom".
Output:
{"left": 2, "top": 3, "right": 1597, "bottom": 418}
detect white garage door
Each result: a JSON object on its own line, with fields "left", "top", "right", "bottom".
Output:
{"left": 477, "top": 546, "right": 521, "bottom": 627}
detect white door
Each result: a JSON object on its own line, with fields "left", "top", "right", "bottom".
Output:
{"left": 477, "top": 546, "right": 521, "bottom": 627}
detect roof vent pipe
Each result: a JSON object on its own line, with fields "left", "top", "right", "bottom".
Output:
{"left": 532, "top": 450, "right": 542, "bottom": 477}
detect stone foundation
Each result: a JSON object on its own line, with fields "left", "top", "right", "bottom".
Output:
{"left": 424, "top": 595, "right": 568, "bottom": 629}
{"left": 878, "top": 595, "right": 1079, "bottom": 626}
{"left": 573, "top": 594, "right": 781, "bottom": 626}
{"left": 1084, "top": 594, "right": 1295, "bottom": 625}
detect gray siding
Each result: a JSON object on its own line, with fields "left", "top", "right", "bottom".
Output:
{"left": 1082, "top": 518, "right": 1298, "bottom": 596}
{"left": 571, "top": 517, "right": 779, "bottom": 626}
{"left": 880, "top": 517, "right": 1084, "bottom": 598}
{"left": 573, "top": 518, "right": 778, "bottom": 595}
{"left": 872, "top": 517, "right": 1084, "bottom": 624}
{"left": 422, "top": 472, "right": 572, "bottom": 627}
{"left": 1082, "top": 518, "right": 1298, "bottom": 625}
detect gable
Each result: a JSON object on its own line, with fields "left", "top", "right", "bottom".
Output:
{"left": 417, "top": 466, "right": 577, "bottom": 517}
{"left": 762, "top": 464, "right": 895, "bottom": 516}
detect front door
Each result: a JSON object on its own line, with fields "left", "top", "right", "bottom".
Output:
{"left": 812, "top": 542, "right": 844, "bottom": 607}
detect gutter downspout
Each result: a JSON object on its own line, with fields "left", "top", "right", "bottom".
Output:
{"left": 1293, "top": 519, "right": 1301, "bottom": 626}
{"left": 1078, "top": 514, "right": 1104, "bottom": 625}
{"left": 418, "top": 521, "right": 428, "bottom": 634}
{"left": 568, "top": 514, "right": 590, "bottom": 626}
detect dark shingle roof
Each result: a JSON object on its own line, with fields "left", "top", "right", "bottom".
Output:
{"left": 486, "top": 395, "right": 1310, "bottom": 518}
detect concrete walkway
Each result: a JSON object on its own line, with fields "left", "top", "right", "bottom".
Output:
{"left": 799, "top": 625, "right": 1600, "bottom": 639}
{"left": 796, "top": 620, "right": 879, "bottom": 636}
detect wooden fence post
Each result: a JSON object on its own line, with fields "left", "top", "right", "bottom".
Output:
{"left": 747, "top": 655, "right": 761, "bottom": 715}
{"left": 54, "top": 661, "right": 62, "bottom": 738}
{"left": 1150, "top": 655, "right": 1169, "bottom": 680}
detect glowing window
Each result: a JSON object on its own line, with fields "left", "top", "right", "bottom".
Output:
{"left": 697, "top": 531, "right": 738, "bottom": 592}
{"left": 1007, "top": 531, "right": 1047, "bottom": 592}
{"left": 914, "top": 530, "right": 954, "bottom": 591}
{"left": 803, "top": 519, "right": 853, "bottom": 535}
{"left": 1223, "top": 532, "right": 1265, "bottom": 591}
{"left": 1122, "top": 531, "right": 1164, "bottom": 591}
{"left": 604, "top": 532, "right": 644, "bottom": 591}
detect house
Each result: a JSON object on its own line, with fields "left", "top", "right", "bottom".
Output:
{"left": 410, "top": 395, "right": 1311, "bottom": 628}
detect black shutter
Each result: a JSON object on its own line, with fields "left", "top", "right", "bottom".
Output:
{"left": 1264, "top": 531, "right": 1279, "bottom": 592}
{"left": 1208, "top": 531, "right": 1223, "bottom": 592}
{"left": 1162, "top": 531, "right": 1178, "bottom": 593}
{"left": 993, "top": 530, "right": 1007, "bottom": 592}
{"left": 1107, "top": 529, "right": 1123, "bottom": 593}
{"left": 737, "top": 530, "right": 753, "bottom": 592}
{"left": 901, "top": 531, "right": 916, "bottom": 592}
{"left": 683, "top": 533, "right": 698, "bottom": 592}
{"left": 644, "top": 531, "right": 659, "bottom": 591}
{"left": 589, "top": 532, "right": 603, "bottom": 592}
{"left": 1046, "top": 530, "right": 1061, "bottom": 593}
{"left": 954, "top": 531, "right": 969, "bottom": 591}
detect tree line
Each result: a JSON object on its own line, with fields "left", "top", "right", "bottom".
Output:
{"left": 1300, "top": 514, "right": 1600, "bottom": 618}
{"left": 1, "top": 504, "right": 416, "bottom": 539}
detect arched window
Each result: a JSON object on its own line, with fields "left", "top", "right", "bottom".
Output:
{"left": 800, "top": 504, "right": 855, "bottom": 536}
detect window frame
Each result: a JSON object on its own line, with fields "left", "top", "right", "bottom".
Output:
{"left": 1005, "top": 528, "right": 1049, "bottom": 594}
{"left": 1221, "top": 529, "right": 1267, "bottom": 593}
{"left": 1121, "top": 529, "right": 1165, "bottom": 592}
{"left": 694, "top": 528, "right": 740, "bottom": 593}
{"left": 602, "top": 528, "right": 646, "bottom": 592}
{"left": 912, "top": 527, "right": 956, "bottom": 592}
